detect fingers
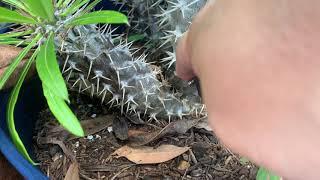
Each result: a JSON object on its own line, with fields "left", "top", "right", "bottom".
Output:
{"left": 175, "top": 31, "right": 195, "bottom": 81}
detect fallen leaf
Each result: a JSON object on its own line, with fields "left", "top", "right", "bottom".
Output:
{"left": 129, "top": 117, "right": 205, "bottom": 146}
{"left": 64, "top": 162, "right": 79, "bottom": 180}
{"left": 113, "top": 144, "right": 189, "bottom": 164}
{"left": 47, "top": 115, "right": 115, "bottom": 140}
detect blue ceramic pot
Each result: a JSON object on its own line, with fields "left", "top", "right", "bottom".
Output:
{"left": 0, "top": 1, "right": 121, "bottom": 179}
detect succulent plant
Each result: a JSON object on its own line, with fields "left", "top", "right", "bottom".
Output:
{"left": 115, "top": 0, "right": 208, "bottom": 107}
{"left": 58, "top": 25, "right": 205, "bottom": 124}
{"left": 0, "top": 0, "right": 207, "bottom": 165}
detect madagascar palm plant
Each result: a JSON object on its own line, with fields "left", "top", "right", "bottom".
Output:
{"left": 0, "top": 0, "right": 128, "bottom": 164}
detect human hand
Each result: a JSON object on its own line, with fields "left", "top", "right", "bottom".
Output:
{"left": 177, "top": 0, "right": 320, "bottom": 179}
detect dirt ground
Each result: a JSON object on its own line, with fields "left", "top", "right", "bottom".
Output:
{"left": 34, "top": 93, "right": 258, "bottom": 180}
{"left": 0, "top": 153, "right": 22, "bottom": 180}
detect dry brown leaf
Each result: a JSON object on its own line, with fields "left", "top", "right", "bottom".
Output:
{"left": 64, "top": 162, "right": 79, "bottom": 180}
{"left": 128, "top": 117, "right": 205, "bottom": 147}
{"left": 46, "top": 115, "right": 115, "bottom": 140}
{"left": 113, "top": 144, "right": 190, "bottom": 164}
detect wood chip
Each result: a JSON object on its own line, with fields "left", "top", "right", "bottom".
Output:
{"left": 64, "top": 162, "right": 79, "bottom": 180}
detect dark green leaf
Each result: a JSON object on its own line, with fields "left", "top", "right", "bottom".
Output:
{"left": 0, "top": 7, "right": 36, "bottom": 24}
{"left": 36, "top": 33, "right": 69, "bottom": 102}
{"left": 128, "top": 34, "right": 146, "bottom": 42}
{"left": 43, "top": 85, "right": 84, "bottom": 137}
{"left": 256, "top": 167, "right": 281, "bottom": 180}
{"left": 61, "top": 0, "right": 90, "bottom": 16}
{"left": 24, "top": 0, "right": 54, "bottom": 21}
{"left": 7, "top": 49, "right": 39, "bottom": 165}
{"left": 67, "top": 10, "right": 128, "bottom": 26}
{"left": 0, "top": 34, "right": 41, "bottom": 90}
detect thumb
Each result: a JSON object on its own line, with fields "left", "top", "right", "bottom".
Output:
{"left": 176, "top": 31, "right": 195, "bottom": 81}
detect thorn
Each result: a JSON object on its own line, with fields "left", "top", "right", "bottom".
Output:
{"left": 116, "top": 70, "right": 121, "bottom": 89}
{"left": 72, "top": 77, "right": 81, "bottom": 88}
{"left": 83, "top": 43, "right": 87, "bottom": 56}
{"left": 78, "top": 81, "right": 82, "bottom": 93}
{"left": 66, "top": 69, "right": 73, "bottom": 82}
{"left": 62, "top": 55, "right": 70, "bottom": 73}
{"left": 121, "top": 88, "right": 126, "bottom": 114}
{"left": 91, "top": 84, "right": 95, "bottom": 97}
{"left": 101, "top": 90, "right": 107, "bottom": 104}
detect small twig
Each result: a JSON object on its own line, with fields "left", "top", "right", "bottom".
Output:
{"left": 110, "top": 165, "right": 134, "bottom": 180}
{"left": 189, "top": 149, "right": 198, "bottom": 164}
{"left": 80, "top": 173, "right": 95, "bottom": 180}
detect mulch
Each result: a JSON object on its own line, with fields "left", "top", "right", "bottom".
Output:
{"left": 33, "top": 93, "right": 258, "bottom": 180}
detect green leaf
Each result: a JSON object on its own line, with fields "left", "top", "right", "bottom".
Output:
{"left": 56, "top": 0, "right": 65, "bottom": 8}
{"left": 0, "top": 37, "right": 27, "bottom": 45}
{"left": 43, "top": 85, "right": 84, "bottom": 137}
{"left": 128, "top": 34, "right": 146, "bottom": 42}
{"left": 61, "top": 0, "right": 90, "bottom": 16}
{"left": 36, "top": 33, "right": 69, "bottom": 102}
{"left": 0, "top": 7, "right": 37, "bottom": 24}
{"left": 67, "top": 10, "right": 128, "bottom": 26}
{"left": 23, "top": 0, "right": 54, "bottom": 21}
{"left": 61, "top": 0, "right": 73, "bottom": 8}
{"left": 0, "top": 34, "right": 41, "bottom": 90}
{"left": 80, "top": 0, "right": 102, "bottom": 15}
{"left": 256, "top": 167, "right": 281, "bottom": 180}
{"left": 7, "top": 49, "right": 39, "bottom": 165}
{"left": 2, "top": 0, "right": 28, "bottom": 11}
{"left": 0, "top": 29, "right": 33, "bottom": 39}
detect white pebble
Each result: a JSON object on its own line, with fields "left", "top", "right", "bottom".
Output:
{"left": 87, "top": 135, "right": 94, "bottom": 140}
{"left": 74, "top": 141, "right": 79, "bottom": 148}
{"left": 107, "top": 126, "right": 113, "bottom": 132}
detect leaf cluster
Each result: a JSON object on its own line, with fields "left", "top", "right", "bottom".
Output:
{"left": 0, "top": 0, "right": 128, "bottom": 164}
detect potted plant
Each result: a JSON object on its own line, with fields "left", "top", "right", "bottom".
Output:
{"left": 0, "top": 0, "right": 278, "bottom": 179}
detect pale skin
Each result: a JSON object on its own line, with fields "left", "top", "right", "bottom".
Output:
{"left": 176, "top": 0, "right": 320, "bottom": 179}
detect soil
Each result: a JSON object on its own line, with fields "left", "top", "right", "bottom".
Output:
{"left": 33, "top": 92, "right": 258, "bottom": 180}
{"left": 0, "top": 152, "right": 22, "bottom": 180}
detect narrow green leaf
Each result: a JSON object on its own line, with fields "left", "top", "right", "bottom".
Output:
{"left": 67, "top": 10, "right": 128, "bottom": 26}
{"left": 61, "top": 0, "right": 73, "bottom": 8}
{"left": 2, "top": 0, "right": 28, "bottom": 11}
{"left": 56, "top": 0, "right": 65, "bottom": 8}
{"left": 0, "top": 7, "right": 37, "bottom": 24}
{"left": 0, "top": 34, "right": 41, "bottom": 90}
{"left": 23, "top": 0, "right": 54, "bottom": 21}
{"left": 0, "top": 29, "right": 33, "bottom": 39}
{"left": 0, "top": 37, "right": 28, "bottom": 45}
{"left": 7, "top": 49, "right": 39, "bottom": 165}
{"left": 80, "top": 0, "right": 102, "bottom": 15}
{"left": 256, "top": 167, "right": 281, "bottom": 180}
{"left": 61, "top": 0, "right": 90, "bottom": 16}
{"left": 36, "top": 33, "right": 69, "bottom": 102}
{"left": 43, "top": 85, "right": 84, "bottom": 137}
